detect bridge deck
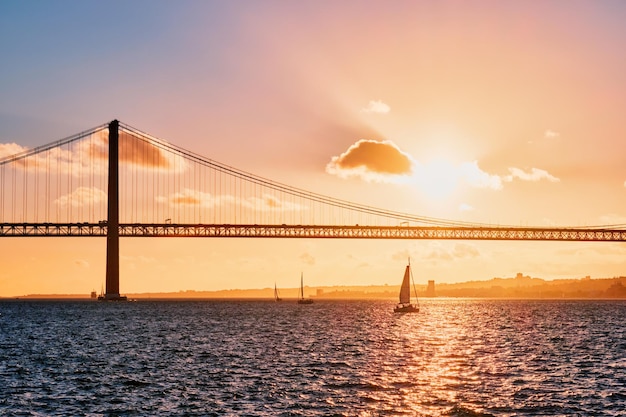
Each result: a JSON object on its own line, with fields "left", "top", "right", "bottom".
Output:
{"left": 1, "top": 223, "right": 626, "bottom": 241}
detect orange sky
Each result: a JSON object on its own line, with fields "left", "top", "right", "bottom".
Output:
{"left": 1, "top": 1, "right": 626, "bottom": 296}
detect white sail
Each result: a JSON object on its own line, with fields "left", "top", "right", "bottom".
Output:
{"left": 399, "top": 265, "right": 411, "bottom": 304}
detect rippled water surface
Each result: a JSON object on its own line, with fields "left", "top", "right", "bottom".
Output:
{"left": 1, "top": 299, "right": 625, "bottom": 416}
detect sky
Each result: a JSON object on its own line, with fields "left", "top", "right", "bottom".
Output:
{"left": 1, "top": 1, "right": 626, "bottom": 296}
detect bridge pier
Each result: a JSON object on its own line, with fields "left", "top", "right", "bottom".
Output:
{"left": 100, "top": 120, "right": 126, "bottom": 301}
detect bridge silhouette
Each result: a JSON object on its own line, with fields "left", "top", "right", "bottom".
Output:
{"left": 2, "top": 120, "right": 625, "bottom": 299}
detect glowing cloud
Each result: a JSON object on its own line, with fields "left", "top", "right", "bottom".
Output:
{"left": 3, "top": 137, "right": 107, "bottom": 176}
{"left": 423, "top": 242, "right": 481, "bottom": 263}
{"left": 96, "top": 130, "right": 183, "bottom": 171}
{"left": 300, "top": 252, "right": 315, "bottom": 265}
{"left": 361, "top": 100, "right": 390, "bottom": 114}
{"left": 74, "top": 259, "right": 90, "bottom": 268}
{"left": 598, "top": 214, "right": 626, "bottom": 225}
{"left": 156, "top": 189, "right": 306, "bottom": 212}
{"left": 505, "top": 167, "right": 560, "bottom": 183}
{"left": 118, "top": 133, "right": 172, "bottom": 169}
{"left": 453, "top": 243, "right": 481, "bottom": 259}
{"left": 244, "top": 194, "right": 307, "bottom": 212}
{"left": 156, "top": 189, "right": 222, "bottom": 207}
{"left": 458, "top": 161, "right": 504, "bottom": 190}
{"left": 459, "top": 203, "right": 474, "bottom": 212}
{"left": 1, "top": 129, "right": 181, "bottom": 177}
{"left": 544, "top": 129, "right": 560, "bottom": 138}
{"left": 0, "top": 143, "right": 28, "bottom": 159}
{"left": 54, "top": 187, "right": 107, "bottom": 207}
{"left": 326, "top": 139, "right": 413, "bottom": 182}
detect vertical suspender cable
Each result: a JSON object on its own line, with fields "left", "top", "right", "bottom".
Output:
{"left": 23, "top": 156, "right": 27, "bottom": 222}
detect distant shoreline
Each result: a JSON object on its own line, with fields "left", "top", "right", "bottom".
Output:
{"left": 3, "top": 274, "right": 626, "bottom": 300}
{"left": 0, "top": 295, "right": 626, "bottom": 304}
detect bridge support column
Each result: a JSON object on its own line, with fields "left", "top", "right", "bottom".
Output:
{"left": 101, "top": 119, "right": 126, "bottom": 301}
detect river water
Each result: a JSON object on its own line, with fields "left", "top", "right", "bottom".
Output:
{"left": 1, "top": 299, "right": 625, "bottom": 416}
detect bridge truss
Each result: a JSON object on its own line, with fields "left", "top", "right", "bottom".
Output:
{"left": 1, "top": 222, "right": 626, "bottom": 242}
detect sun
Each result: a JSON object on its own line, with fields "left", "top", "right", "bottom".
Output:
{"left": 411, "top": 157, "right": 459, "bottom": 200}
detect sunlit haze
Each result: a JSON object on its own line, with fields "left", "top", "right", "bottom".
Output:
{"left": 1, "top": 1, "right": 626, "bottom": 296}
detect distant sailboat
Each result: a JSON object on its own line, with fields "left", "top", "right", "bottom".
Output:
{"left": 297, "top": 272, "right": 313, "bottom": 304}
{"left": 274, "top": 283, "right": 282, "bottom": 302}
{"left": 394, "top": 259, "right": 419, "bottom": 313}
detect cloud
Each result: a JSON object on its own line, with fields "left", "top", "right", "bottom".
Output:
{"left": 426, "top": 247, "right": 453, "bottom": 261}
{"left": 244, "top": 194, "right": 307, "bottom": 212}
{"left": 156, "top": 189, "right": 306, "bottom": 213}
{"left": 424, "top": 242, "right": 481, "bottom": 263}
{"left": 54, "top": 187, "right": 107, "bottom": 208}
{"left": 0, "top": 143, "right": 28, "bottom": 159}
{"left": 361, "top": 100, "right": 390, "bottom": 114}
{"left": 74, "top": 259, "right": 90, "bottom": 268}
{"left": 94, "top": 130, "right": 184, "bottom": 171}
{"left": 544, "top": 129, "right": 560, "bottom": 138}
{"left": 597, "top": 214, "right": 626, "bottom": 226}
{"left": 458, "top": 161, "right": 504, "bottom": 190}
{"left": 459, "top": 203, "right": 474, "bottom": 212}
{"left": 452, "top": 243, "right": 480, "bottom": 259}
{"left": 121, "top": 254, "right": 158, "bottom": 263}
{"left": 326, "top": 139, "right": 413, "bottom": 182}
{"left": 505, "top": 167, "right": 560, "bottom": 183}
{"left": 1, "top": 128, "right": 183, "bottom": 176}
{"left": 118, "top": 131, "right": 174, "bottom": 169}
{"left": 156, "top": 189, "right": 224, "bottom": 207}
{"left": 391, "top": 249, "right": 412, "bottom": 262}
{"left": 300, "top": 252, "right": 315, "bottom": 265}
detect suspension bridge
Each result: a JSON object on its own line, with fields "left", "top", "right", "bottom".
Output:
{"left": 1, "top": 120, "right": 625, "bottom": 299}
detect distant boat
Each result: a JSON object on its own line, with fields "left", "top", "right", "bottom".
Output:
{"left": 274, "top": 283, "right": 282, "bottom": 302}
{"left": 394, "top": 258, "right": 419, "bottom": 313}
{"left": 297, "top": 272, "right": 313, "bottom": 304}
{"left": 97, "top": 284, "right": 105, "bottom": 301}
{"left": 97, "top": 283, "right": 128, "bottom": 301}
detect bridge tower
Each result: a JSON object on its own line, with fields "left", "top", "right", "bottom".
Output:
{"left": 101, "top": 120, "right": 126, "bottom": 301}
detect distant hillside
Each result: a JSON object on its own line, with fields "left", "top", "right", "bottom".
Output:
{"left": 434, "top": 274, "right": 626, "bottom": 299}
{"left": 9, "top": 274, "right": 626, "bottom": 300}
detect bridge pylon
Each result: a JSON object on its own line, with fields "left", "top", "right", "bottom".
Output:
{"left": 100, "top": 119, "right": 126, "bottom": 301}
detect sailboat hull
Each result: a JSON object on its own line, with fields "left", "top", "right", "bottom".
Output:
{"left": 394, "top": 304, "right": 419, "bottom": 313}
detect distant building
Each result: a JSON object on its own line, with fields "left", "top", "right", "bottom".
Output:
{"left": 316, "top": 289, "right": 324, "bottom": 297}
{"left": 425, "top": 280, "right": 436, "bottom": 297}
{"left": 90, "top": 290, "right": 97, "bottom": 299}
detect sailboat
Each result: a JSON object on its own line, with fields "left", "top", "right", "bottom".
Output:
{"left": 394, "top": 259, "right": 419, "bottom": 313}
{"left": 274, "top": 283, "right": 282, "bottom": 302}
{"left": 297, "top": 272, "right": 313, "bottom": 304}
